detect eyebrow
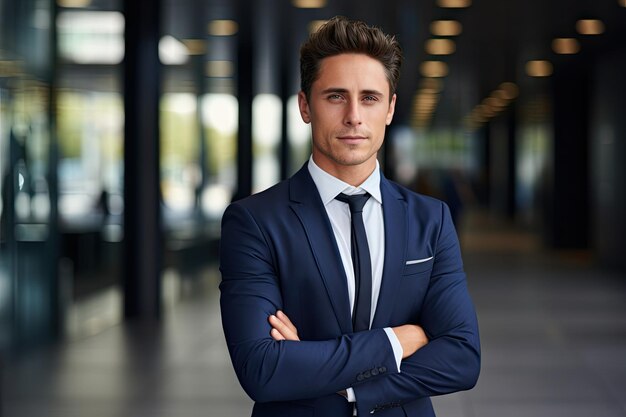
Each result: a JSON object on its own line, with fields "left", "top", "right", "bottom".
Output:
{"left": 320, "top": 87, "right": 385, "bottom": 97}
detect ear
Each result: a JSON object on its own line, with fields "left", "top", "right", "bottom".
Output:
{"left": 386, "top": 93, "right": 397, "bottom": 126}
{"left": 298, "top": 91, "right": 311, "bottom": 124}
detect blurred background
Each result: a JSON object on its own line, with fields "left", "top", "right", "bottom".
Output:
{"left": 1, "top": 0, "right": 625, "bottom": 416}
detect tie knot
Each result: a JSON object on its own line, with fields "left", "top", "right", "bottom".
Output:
{"left": 335, "top": 192, "right": 371, "bottom": 214}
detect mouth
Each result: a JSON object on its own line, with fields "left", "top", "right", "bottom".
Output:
{"left": 337, "top": 135, "right": 367, "bottom": 144}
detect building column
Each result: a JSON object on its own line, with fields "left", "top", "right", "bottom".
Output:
{"left": 233, "top": 0, "right": 253, "bottom": 201}
{"left": 123, "top": 0, "right": 162, "bottom": 319}
{"left": 548, "top": 65, "right": 589, "bottom": 249}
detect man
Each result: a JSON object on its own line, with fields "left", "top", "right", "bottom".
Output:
{"left": 220, "top": 16, "right": 480, "bottom": 416}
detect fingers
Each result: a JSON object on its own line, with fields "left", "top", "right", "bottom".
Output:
{"left": 268, "top": 311, "right": 300, "bottom": 341}
{"left": 270, "top": 328, "right": 285, "bottom": 341}
{"left": 269, "top": 314, "right": 297, "bottom": 340}
{"left": 276, "top": 310, "right": 298, "bottom": 335}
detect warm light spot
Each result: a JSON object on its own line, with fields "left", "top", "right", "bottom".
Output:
{"left": 57, "top": 0, "right": 91, "bottom": 7}
{"left": 415, "top": 94, "right": 439, "bottom": 106}
{"left": 206, "top": 61, "right": 234, "bottom": 78}
{"left": 182, "top": 39, "right": 206, "bottom": 55}
{"left": 420, "top": 61, "right": 449, "bottom": 77}
{"left": 526, "top": 60, "right": 553, "bottom": 77}
{"left": 430, "top": 20, "right": 462, "bottom": 36}
{"left": 292, "top": 0, "right": 326, "bottom": 8}
{"left": 483, "top": 97, "right": 507, "bottom": 109}
{"left": 208, "top": 20, "right": 238, "bottom": 36}
{"left": 420, "top": 77, "right": 443, "bottom": 93}
{"left": 425, "top": 38, "right": 456, "bottom": 55}
{"left": 552, "top": 38, "right": 580, "bottom": 54}
{"left": 576, "top": 19, "right": 605, "bottom": 35}
{"left": 411, "top": 82, "right": 441, "bottom": 129}
{"left": 476, "top": 104, "right": 495, "bottom": 118}
{"left": 437, "top": 0, "right": 471, "bottom": 7}
{"left": 620, "top": 0, "right": 626, "bottom": 7}
{"left": 498, "top": 82, "right": 519, "bottom": 99}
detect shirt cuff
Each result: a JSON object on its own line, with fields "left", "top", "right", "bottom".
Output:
{"left": 383, "top": 327, "right": 403, "bottom": 372}
{"left": 346, "top": 387, "right": 356, "bottom": 402}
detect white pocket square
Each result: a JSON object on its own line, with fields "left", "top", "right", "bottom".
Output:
{"left": 405, "top": 256, "right": 434, "bottom": 265}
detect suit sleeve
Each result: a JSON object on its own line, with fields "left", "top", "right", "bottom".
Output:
{"left": 353, "top": 202, "right": 480, "bottom": 415}
{"left": 219, "top": 202, "right": 399, "bottom": 403}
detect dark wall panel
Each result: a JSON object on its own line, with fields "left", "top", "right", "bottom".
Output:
{"left": 591, "top": 48, "right": 626, "bottom": 271}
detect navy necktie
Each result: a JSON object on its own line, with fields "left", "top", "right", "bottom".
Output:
{"left": 335, "top": 192, "right": 372, "bottom": 332}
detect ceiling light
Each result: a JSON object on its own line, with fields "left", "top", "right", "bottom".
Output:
{"left": 420, "top": 61, "right": 449, "bottom": 77}
{"left": 292, "top": 0, "right": 326, "bottom": 8}
{"left": 57, "top": 0, "right": 91, "bottom": 7}
{"left": 576, "top": 19, "right": 605, "bottom": 35}
{"left": 415, "top": 95, "right": 438, "bottom": 106}
{"left": 437, "top": 0, "right": 471, "bottom": 8}
{"left": 425, "top": 38, "right": 456, "bottom": 55}
{"left": 430, "top": 20, "right": 462, "bottom": 36}
{"left": 208, "top": 20, "right": 238, "bottom": 36}
{"left": 526, "top": 60, "right": 553, "bottom": 77}
{"left": 57, "top": 10, "right": 124, "bottom": 33}
{"left": 552, "top": 38, "right": 580, "bottom": 54}
{"left": 483, "top": 97, "right": 506, "bottom": 109}
{"left": 498, "top": 82, "right": 519, "bottom": 99}
{"left": 56, "top": 11, "right": 124, "bottom": 64}
{"left": 206, "top": 61, "right": 234, "bottom": 78}
{"left": 476, "top": 104, "right": 495, "bottom": 118}
{"left": 420, "top": 77, "right": 443, "bottom": 93}
{"left": 182, "top": 39, "right": 206, "bottom": 55}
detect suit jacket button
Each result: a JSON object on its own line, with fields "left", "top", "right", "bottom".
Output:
{"left": 379, "top": 366, "right": 387, "bottom": 373}
{"left": 363, "top": 370, "right": 371, "bottom": 378}
{"left": 371, "top": 368, "right": 379, "bottom": 376}
{"left": 357, "top": 373, "right": 364, "bottom": 381}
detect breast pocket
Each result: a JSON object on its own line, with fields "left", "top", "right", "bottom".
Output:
{"left": 403, "top": 257, "right": 434, "bottom": 276}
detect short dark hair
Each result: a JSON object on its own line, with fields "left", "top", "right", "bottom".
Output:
{"left": 299, "top": 16, "right": 403, "bottom": 100}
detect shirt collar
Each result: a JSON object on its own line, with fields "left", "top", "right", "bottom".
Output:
{"left": 307, "top": 156, "right": 382, "bottom": 206}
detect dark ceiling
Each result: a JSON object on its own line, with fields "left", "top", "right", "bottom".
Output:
{"left": 347, "top": 0, "right": 626, "bottom": 128}
{"left": 163, "top": 0, "right": 626, "bottom": 129}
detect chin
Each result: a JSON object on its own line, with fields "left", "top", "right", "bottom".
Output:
{"left": 334, "top": 154, "right": 373, "bottom": 167}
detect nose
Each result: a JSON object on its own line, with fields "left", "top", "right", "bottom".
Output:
{"left": 343, "top": 101, "right": 362, "bottom": 126}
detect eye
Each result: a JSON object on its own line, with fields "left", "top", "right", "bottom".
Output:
{"left": 363, "top": 95, "right": 379, "bottom": 102}
{"left": 327, "top": 94, "right": 343, "bottom": 101}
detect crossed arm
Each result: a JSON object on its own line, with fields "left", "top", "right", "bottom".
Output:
{"left": 269, "top": 310, "right": 429, "bottom": 359}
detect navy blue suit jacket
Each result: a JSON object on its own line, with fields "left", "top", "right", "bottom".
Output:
{"left": 219, "top": 164, "right": 480, "bottom": 416}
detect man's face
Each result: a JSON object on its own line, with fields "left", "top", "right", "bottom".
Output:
{"left": 298, "top": 53, "right": 396, "bottom": 179}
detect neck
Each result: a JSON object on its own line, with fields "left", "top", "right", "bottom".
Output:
{"left": 312, "top": 155, "right": 377, "bottom": 187}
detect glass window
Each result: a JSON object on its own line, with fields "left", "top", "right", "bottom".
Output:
{"left": 0, "top": 0, "right": 57, "bottom": 349}
{"left": 201, "top": 93, "right": 237, "bottom": 219}
{"left": 55, "top": 0, "right": 124, "bottom": 339}
{"left": 252, "top": 94, "right": 281, "bottom": 192}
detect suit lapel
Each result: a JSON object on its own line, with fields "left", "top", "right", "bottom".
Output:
{"left": 372, "top": 176, "right": 407, "bottom": 328}
{"left": 288, "top": 166, "right": 353, "bottom": 334}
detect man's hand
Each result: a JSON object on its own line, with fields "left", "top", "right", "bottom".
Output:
{"left": 269, "top": 311, "right": 428, "bottom": 359}
{"left": 269, "top": 310, "right": 300, "bottom": 341}
{"left": 392, "top": 324, "right": 429, "bottom": 358}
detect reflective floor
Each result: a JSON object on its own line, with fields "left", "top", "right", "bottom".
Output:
{"left": 3, "top": 215, "right": 626, "bottom": 417}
